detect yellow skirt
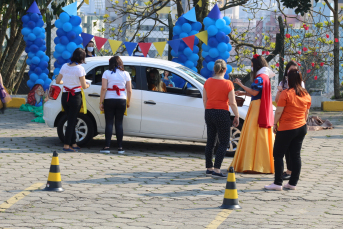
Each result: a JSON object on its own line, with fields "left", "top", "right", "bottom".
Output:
{"left": 230, "top": 99, "right": 274, "bottom": 174}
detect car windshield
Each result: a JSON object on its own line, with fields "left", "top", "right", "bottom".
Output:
{"left": 176, "top": 66, "right": 206, "bottom": 85}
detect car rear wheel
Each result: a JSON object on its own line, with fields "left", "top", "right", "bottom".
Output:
{"left": 57, "top": 113, "right": 94, "bottom": 147}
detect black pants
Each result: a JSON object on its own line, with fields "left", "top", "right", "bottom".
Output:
{"left": 205, "top": 109, "right": 231, "bottom": 169}
{"left": 61, "top": 92, "right": 82, "bottom": 145}
{"left": 273, "top": 124, "right": 307, "bottom": 186}
{"left": 285, "top": 150, "right": 292, "bottom": 171}
{"left": 104, "top": 99, "right": 126, "bottom": 148}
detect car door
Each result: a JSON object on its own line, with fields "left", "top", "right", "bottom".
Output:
{"left": 85, "top": 64, "right": 142, "bottom": 134}
{"left": 140, "top": 66, "right": 204, "bottom": 140}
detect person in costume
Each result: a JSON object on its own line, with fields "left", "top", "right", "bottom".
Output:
{"left": 148, "top": 69, "right": 166, "bottom": 92}
{"left": 161, "top": 70, "right": 175, "bottom": 87}
{"left": 85, "top": 41, "right": 96, "bottom": 57}
{"left": 99, "top": 56, "right": 132, "bottom": 154}
{"left": 203, "top": 60, "right": 240, "bottom": 178}
{"left": 0, "top": 73, "right": 12, "bottom": 114}
{"left": 230, "top": 54, "right": 275, "bottom": 174}
{"left": 56, "top": 48, "right": 90, "bottom": 152}
{"left": 265, "top": 69, "right": 311, "bottom": 191}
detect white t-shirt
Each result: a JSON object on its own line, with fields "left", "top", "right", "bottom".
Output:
{"left": 279, "top": 80, "right": 305, "bottom": 89}
{"left": 102, "top": 70, "right": 131, "bottom": 99}
{"left": 60, "top": 64, "right": 86, "bottom": 93}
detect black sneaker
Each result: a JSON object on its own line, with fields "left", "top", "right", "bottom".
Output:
{"left": 206, "top": 170, "right": 214, "bottom": 177}
{"left": 282, "top": 172, "right": 291, "bottom": 180}
{"left": 118, "top": 148, "right": 125, "bottom": 154}
{"left": 100, "top": 147, "right": 111, "bottom": 154}
{"left": 212, "top": 172, "right": 226, "bottom": 179}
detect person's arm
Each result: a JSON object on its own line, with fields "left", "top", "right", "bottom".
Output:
{"left": 275, "top": 86, "right": 283, "bottom": 103}
{"left": 233, "top": 78, "right": 259, "bottom": 96}
{"left": 273, "top": 106, "right": 285, "bottom": 134}
{"left": 0, "top": 73, "right": 3, "bottom": 85}
{"left": 79, "top": 76, "right": 89, "bottom": 89}
{"left": 56, "top": 73, "right": 63, "bottom": 84}
{"left": 203, "top": 88, "right": 207, "bottom": 109}
{"left": 99, "top": 78, "right": 107, "bottom": 111}
{"left": 228, "top": 90, "right": 239, "bottom": 127}
{"left": 126, "top": 81, "right": 132, "bottom": 108}
{"left": 305, "top": 109, "right": 310, "bottom": 121}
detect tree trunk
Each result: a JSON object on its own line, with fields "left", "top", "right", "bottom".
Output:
{"left": 7, "top": 40, "right": 26, "bottom": 89}
{"left": 13, "top": 56, "right": 28, "bottom": 95}
{"left": 0, "top": 2, "right": 14, "bottom": 59}
{"left": 168, "top": 13, "right": 173, "bottom": 61}
{"left": 333, "top": 0, "right": 340, "bottom": 98}
{"left": 278, "top": 17, "right": 285, "bottom": 84}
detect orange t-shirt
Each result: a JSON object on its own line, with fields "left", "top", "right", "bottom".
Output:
{"left": 277, "top": 89, "right": 311, "bottom": 131}
{"left": 204, "top": 78, "right": 234, "bottom": 111}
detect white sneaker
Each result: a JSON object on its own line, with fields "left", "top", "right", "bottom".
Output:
{"left": 264, "top": 183, "right": 283, "bottom": 191}
{"left": 100, "top": 147, "right": 110, "bottom": 154}
{"left": 118, "top": 148, "right": 125, "bottom": 154}
{"left": 283, "top": 183, "right": 296, "bottom": 190}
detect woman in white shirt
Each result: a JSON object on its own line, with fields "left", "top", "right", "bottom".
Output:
{"left": 99, "top": 56, "right": 132, "bottom": 154}
{"left": 56, "top": 48, "right": 90, "bottom": 152}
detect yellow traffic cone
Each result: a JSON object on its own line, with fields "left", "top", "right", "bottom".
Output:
{"left": 43, "top": 151, "right": 64, "bottom": 192}
{"left": 220, "top": 166, "right": 241, "bottom": 209}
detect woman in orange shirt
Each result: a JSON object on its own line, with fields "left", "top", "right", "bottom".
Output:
{"left": 265, "top": 69, "right": 311, "bottom": 191}
{"left": 203, "top": 59, "right": 239, "bottom": 178}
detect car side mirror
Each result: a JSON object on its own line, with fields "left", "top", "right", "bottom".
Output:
{"left": 186, "top": 87, "right": 202, "bottom": 98}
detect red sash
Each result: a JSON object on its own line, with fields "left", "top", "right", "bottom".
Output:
{"left": 64, "top": 86, "right": 82, "bottom": 102}
{"left": 108, "top": 85, "right": 125, "bottom": 96}
{"left": 257, "top": 74, "right": 274, "bottom": 128}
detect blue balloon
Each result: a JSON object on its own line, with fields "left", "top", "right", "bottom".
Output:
{"left": 220, "top": 51, "right": 230, "bottom": 59}
{"left": 55, "top": 44, "right": 66, "bottom": 53}
{"left": 54, "top": 37, "right": 60, "bottom": 45}
{"left": 42, "top": 55, "right": 49, "bottom": 62}
{"left": 225, "top": 35, "right": 230, "bottom": 43}
{"left": 22, "top": 15, "right": 30, "bottom": 23}
{"left": 215, "top": 19, "right": 226, "bottom": 29}
{"left": 30, "top": 73, "right": 39, "bottom": 82}
{"left": 40, "top": 45, "right": 46, "bottom": 51}
{"left": 207, "top": 61, "right": 215, "bottom": 71}
{"left": 200, "top": 67, "right": 209, "bottom": 77}
{"left": 191, "top": 67, "right": 198, "bottom": 73}
{"left": 54, "top": 61, "right": 62, "bottom": 69}
{"left": 67, "top": 42, "right": 78, "bottom": 53}
{"left": 193, "top": 46, "right": 199, "bottom": 54}
{"left": 171, "top": 49, "right": 179, "bottom": 57}
{"left": 44, "top": 69, "right": 49, "bottom": 75}
{"left": 180, "top": 32, "right": 188, "bottom": 38}
{"left": 56, "top": 28, "right": 67, "bottom": 37}
{"left": 192, "top": 22, "right": 202, "bottom": 31}
{"left": 202, "top": 43, "right": 210, "bottom": 52}
{"left": 30, "top": 64, "right": 38, "bottom": 70}
{"left": 35, "top": 79, "right": 44, "bottom": 86}
{"left": 27, "top": 21, "right": 36, "bottom": 29}
{"left": 172, "top": 58, "right": 179, "bottom": 63}
{"left": 202, "top": 60, "right": 207, "bottom": 67}
{"left": 202, "top": 51, "right": 208, "bottom": 58}
{"left": 63, "top": 22, "right": 73, "bottom": 32}
{"left": 178, "top": 54, "right": 187, "bottom": 63}
{"left": 53, "top": 51, "right": 61, "bottom": 59}
{"left": 34, "top": 67, "right": 42, "bottom": 75}
{"left": 39, "top": 61, "right": 48, "bottom": 69}
{"left": 227, "top": 43, "right": 232, "bottom": 52}
{"left": 55, "top": 19, "right": 63, "bottom": 29}
{"left": 70, "top": 16, "right": 82, "bottom": 26}
{"left": 27, "top": 80, "right": 35, "bottom": 89}
{"left": 203, "top": 17, "right": 215, "bottom": 27}
{"left": 208, "top": 37, "right": 218, "bottom": 47}
{"left": 33, "top": 27, "right": 42, "bottom": 36}
{"left": 209, "top": 48, "right": 219, "bottom": 58}
{"left": 53, "top": 68, "right": 61, "bottom": 75}
{"left": 43, "top": 84, "right": 50, "bottom": 91}
{"left": 222, "top": 26, "right": 231, "bottom": 35}
{"left": 32, "top": 56, "right": 41, "bottom": 65}
{"left": 59, "top": 36, "right": 69, "bottom": 46}
{"left": 190, "top": 53, "right": 199, "bottom": 62}
{"left": 223, "top": 16, "right": 231, "bottom": 26}
{"left": 26, "top": 58, "right": 32, "bottom": 65}
{"left": 36, "top": 51, "right": 45, "bottom": 58}
{"left": 21, "top": 28, "right": 31, "bottom": 36}
{"left": 194, "top": 37, "right": 199, "bottom": 45}
{"left": 178, "top": 16, "right": 187, "bottom": 25}
{"left": 28, "top": 33, "right": 37, "bottom": 41}
{"left": 205, "top": 55, "right": 213, "bottom": 63}
{"left": 216, "top": 32, "right": 226, "bottom": 43}
{"left": 72, "top": 36, "right": 83, "bottom": 45}
{"left": 226, "top": 65, "right": 233, "bottom": 74}
{"left": 28, "top": 52, "right": 35, "bottom": 59}
{"left": 57, "top": 56, "right": 66, "bottom": 65}
{"left": 173, "top": 26, "right": 182, "bottom": 35}
{"left": 185, "top": 60, "right": 194, "bottom": 69}
{"left": 182, "top": 23, "right": 192, "bottom": 33}
{"left": 207, "top": 25, "right": 218, "bottom": 36}
{"left": 36, "top": 19, "right": 44, "bottom": 27}
{"left": 23, "top": 36, "right": 29, "bottom": 42}
{"left": 39, "top": 33, "right": 46, "bottom": 39}
{"left": 189, "top": 30, "right": 198, "bottom": 36}
{"left": 72, "top": 26, "right": 82, "bottom": 34}
{"left": 62, "top": 51, "right": 72, "bottom": 59}
{"left": 60, "top": 12, "right": 70, "bottom": 23}
{"left": 34, "top": 38, "right": 44, "bottom": 47}
{"left": 45, "top": 78, "right": 52, "bottom": 85}
{"left": 30, "top": 13, "right": 39, "bottom": 22}
{"left": 218, "top": 42, "right": 228, "bottom": 52}
{"left": 39, "top": 73, "right": 48, "bottom": 80}
{"left": 25, "top": 47, "right": 30, "bottom": 54}
{"left": 30, "top": 45, "right": 39, "bottom": 53}
{"left": 172, "top": 35, "right": 180, "bottom": 40}
{"left": 183, "top": 47, "right": 193, "bottom": 57}
{"left": 179, "top": 42, "right": 186, "bottom": 51}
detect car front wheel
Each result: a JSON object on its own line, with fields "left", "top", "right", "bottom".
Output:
{"left": 226, "top": 118, "right": 244, "bottom": 157}
{"left": 57, "top": 113, "right": 94, "bottom": 147}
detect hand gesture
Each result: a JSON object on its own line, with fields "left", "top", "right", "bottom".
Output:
{"left": 127, "top": 102, "right": 130, "bottom": 108}
{"left": 233, "top": 116, "right": 239, "bottom": 127}
{"left": 233, "top": 78, "right": 242, "bottom": 86}
{"left": 99, "top": 103, "right": 104, "bottom": 111}
{"left": 235, "top": 91, "right": 246, "bottom": 96}
{"left": 273, "top": 124, "right": 278, "bottom": 134}
{"left": 277, "top": 86, "right": 283, "bottom": 92}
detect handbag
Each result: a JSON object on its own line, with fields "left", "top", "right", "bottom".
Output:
{"left": 235, "top": 95, "right": 245, "bottom": 107}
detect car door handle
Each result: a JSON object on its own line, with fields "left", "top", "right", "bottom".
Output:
{"left": 144, "top": 101, "right": 156, "bottom": 105}
{"left": 88, "top": 94, "right": 100, "bottom": 97}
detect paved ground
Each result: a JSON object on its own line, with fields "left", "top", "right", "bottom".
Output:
{"left": 0, "top": 108, "right": 343, "bottom": 229}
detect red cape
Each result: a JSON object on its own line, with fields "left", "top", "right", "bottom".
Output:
{"left": 257, "top": 74, "right": 274, "bottom": 128}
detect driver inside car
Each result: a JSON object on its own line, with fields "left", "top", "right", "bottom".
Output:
{"left": 147, "top": 69, "right": 166, "bottom": 92}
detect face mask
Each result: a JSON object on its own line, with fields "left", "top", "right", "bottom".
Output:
{"left": 87, "top": 47, "right": 94, "bottom": 52}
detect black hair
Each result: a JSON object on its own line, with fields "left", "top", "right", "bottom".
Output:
{"left": 85, "top": 41, "right": 95, "bottom": 57}
{"left": 251, "top": 55, "right": 269, "bottom": 80}
{"left": 282, "top": 60, "right": 298, "bottom": 88}
{"left": 70, "top": 48, "right": 86, "bottom": 64}
{"left": 109, "top": 56, "right": 125, "bottom": 72}
{"left": 288, "top": 69, "right": 308, "bottom": 97}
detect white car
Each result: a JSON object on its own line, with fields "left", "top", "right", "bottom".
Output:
{"left": 44, "top": 56, "right": 252, "bottom": 155}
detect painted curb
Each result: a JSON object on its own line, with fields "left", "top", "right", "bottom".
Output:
{"left": 7, "top": 98, "right": 26, "bottom": 108}
{"left": 321, "top": 101, "right": 343, "bottom": 111}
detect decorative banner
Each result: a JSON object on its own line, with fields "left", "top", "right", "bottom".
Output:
{"left": 108, "top": 39, "right": 122, "bottom": 54}
{"left": 94, "top": 36, "right": 108, "bottom": 50}
{"left": 182, "top": 35, "right": 195, "bottom": 51}
{"left": 27, "top": 1, "right": 41, "bottom": 14}
{"left": 85, "top": 0, "right": 89, "bottom": 4}
{"left": 195, "top": 31, "right": 208, "bottom": 45}
{"left": 183, "top": 7, "right": 197, "bottom": 22}
{"left": 207, "top": 4, "right": 223, "bottom": 19}
{"left": 62, "top": 2, "right": 78, "bottom": 16}
{"left": 124, "top": 42, "right": 138, "bottom": 56}
{"left": 138, "top": 43, "right": 152, "bottom": 57}
{"left": 81, "top": 32, "right": 94, "bottom": 47}
{"left": 168, "top": 39, "right": 181, "bottom": 54}
{"left": 197, "top": 0, "right": 202, "bottom": 7}
{"left": 153, "top": 41, "right": 167, "bottom": 56}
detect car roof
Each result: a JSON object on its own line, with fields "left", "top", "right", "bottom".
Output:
{"left": 85, "top": 56, "right": 182, "bottom": 68}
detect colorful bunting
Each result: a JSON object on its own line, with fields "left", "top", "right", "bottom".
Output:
{"left": 168, "top": 40, "right": 181, "bottom": 54}
{"left": 94, "top": 36, "right": 108, "bottom": 50}
{"left": 85, "top": 0, "right": 89, "bottom": 4}
{"left": 183, "top": 8, "right": 197, "bottom": 22}
{"left": 124, "top": 42, "right": 138, "bottom": 56}
{"left": 195, "top": 31, "right": 208, "bottom": 45}
{"left": 62, "top": 2, "right": 78, "bottom": 16}
{"left": 108, "top": 40, "right": 122, "bottom": 54}
{"left": 81, "top": 32, "right": 94, "bottom": 47}
{"left": 138, "top": 43, "right": 152, "bottom": 57}
{"left": 182, "top": 35, "right": 195, "bottom": 51}
{"left": 27, "top": 1, "right": 41, "bottom": 14}
{"left": 197, "top": 0, "right": 202, "bottom": 7}
{"left": 153, "top": 41, "right": 167, "bottom": 56}
{"left": 207, "top": 4, "right": 222, "bottom": 19}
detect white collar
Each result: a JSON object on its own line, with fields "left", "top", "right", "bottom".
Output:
{"left": 256, "top": 67, "right": 275, "bottom": 78}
